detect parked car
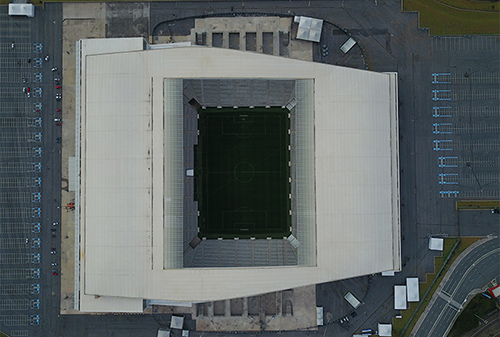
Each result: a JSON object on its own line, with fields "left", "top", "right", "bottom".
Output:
{"left": 55, "top": 85, "right": 61, "bottom": 89}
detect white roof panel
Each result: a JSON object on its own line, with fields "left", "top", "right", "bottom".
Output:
{"left": 310, "top": 18, "right": 323, "bottom": 31}
{"left": 299, "top": 16, "right": 312, "bottom": 29}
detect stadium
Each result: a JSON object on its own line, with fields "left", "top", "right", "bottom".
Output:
{"left": 75, "top": 37, "right": 400, "bottom": 313}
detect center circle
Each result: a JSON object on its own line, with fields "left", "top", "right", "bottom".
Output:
{"left": 234, "top": 162, "right": 255, "bottom": 183}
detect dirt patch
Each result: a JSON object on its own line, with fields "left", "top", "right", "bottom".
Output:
{"left": 105, "top": 3, "right": 149, "bottom": 38}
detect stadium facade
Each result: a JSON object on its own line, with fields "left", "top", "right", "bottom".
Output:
{"left": 75, "top": 37, "right": 400, "bottom": 312}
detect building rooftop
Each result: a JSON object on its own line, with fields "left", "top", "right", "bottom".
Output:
{"left": 76, "top": 38, "right": 400, "bottom": 312}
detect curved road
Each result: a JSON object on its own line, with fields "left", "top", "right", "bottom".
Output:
{"left": 413, "top": 237, "right": 500, "bottom": 337}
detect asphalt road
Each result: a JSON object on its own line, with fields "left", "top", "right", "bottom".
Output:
{"left": 413, "top": 238, "right": 500, "bottom": 337}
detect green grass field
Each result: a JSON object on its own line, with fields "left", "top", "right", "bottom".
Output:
{"left": 197, "top": 107, "right": 290, "bottom": 239}
{"left": 404, "top": 0, "right": 500, "bottom": 35}
{"left": 448, "top": 292, "right": 499, "bottom": 337}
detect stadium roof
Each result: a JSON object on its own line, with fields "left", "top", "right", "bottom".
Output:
{"left": 76, "top": 37, "right": 400, "bottom": 312}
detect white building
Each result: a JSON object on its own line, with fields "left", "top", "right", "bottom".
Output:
{"left": 75, "top": 37, "right": 401, "bottom": 312}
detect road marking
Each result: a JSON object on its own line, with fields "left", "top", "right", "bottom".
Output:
{"left": 450, "top": 248, "right": 500, "bottom": 298}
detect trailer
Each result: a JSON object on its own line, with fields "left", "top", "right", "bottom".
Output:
{"left": 344, "top": 292, "right": 361, "bottom": 309}
{"left": 406, "top": 277, "right": 420, "bottom": 302}
{"left": 394, "top": 285, "right": 407, "bottom": 310}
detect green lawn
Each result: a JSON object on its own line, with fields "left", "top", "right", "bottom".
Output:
{"left": 197, "top": 107, "right": 290, "bottom": 239}
{"left": 438, "top": 0, "right": 499, "bottom": 12}
{"left": 448, "top": 293, "right": 499, "bottom": 337}
{"left": 393, "top": 237, "right": 481, "bottom": 337}
{"left": 404, "top": 0, "right": 500, "bottom": 35}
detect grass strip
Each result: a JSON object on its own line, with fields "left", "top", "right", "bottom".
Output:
{"left": 456, "top": 200, "right": 500, "bottom": 210}
{"left": 404, "top": 0, "right": 500, "bottom": 35}
{"left": 437, "top": 0, "right": 499, "bottom": 12}
{"left": 448, "top": 292, "right": 499, "bottom": 337}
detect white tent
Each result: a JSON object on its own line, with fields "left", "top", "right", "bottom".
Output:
{"left": 429, "top": 237, "right": 444, "bottom": 251}
{"left": 406, "top": 277, "right": 420, "bottom": 302}
{"left": 378, "top": 323, "right": 392, "bottom": 336}
{"left": 8, "top": 4, "right": 34, "bottom": 17}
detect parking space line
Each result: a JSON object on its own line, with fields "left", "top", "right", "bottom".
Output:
{"left": 0, "top": 223, "right": 38, "bottom": 235}
{"left": 10, "top": 330, "right": 30, "bottom": 337}
{"left": 0, "top": 208, "right": 32, "bottom": 219}
{"left": 457, "top": 156, "right": 500, "bottom": 168}
{"left": 439, "top": 173, "right": 458, "bottom": 185}
{"left": 433, "top": 123, "right": 452, "bottom": 134}
{"left": 433, "top": 139, "right": 453, "bottom": 151}
{"left": 439, "top": 190, "right": 459, "bottom": 198}
{"left": 0, "top": 268, "right": 40, "bottom": 280}
{"left": 0, "top": 253, "right": 33, "bottom": 264}
{"left": 0, "top": 315, "right": 32, "bottom": 327}
{"left": 432, "top": 106, "right": 452, "bottom": 117}
{"left": 0, "top": 300, "right": 31, "bottom": 311}
{"left": 0, "top": 147, "right": 37, "bottom": 158}
{"left": 454, "top": 139, "right": 500, "bottom": 151}
{"left": 438, "top": 156, "right": 458, "bottom": 168}
{"left": 0, "top": 284, "right": 32, "bottom": 296}
{"left": 460, "top": 190, "right": 500, "bottom": 198}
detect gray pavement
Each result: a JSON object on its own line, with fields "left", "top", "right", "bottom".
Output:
{"left": 413, "top": 237, "right": 500, "bottom": 337}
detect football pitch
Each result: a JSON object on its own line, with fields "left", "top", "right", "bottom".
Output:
{"left": 196, "top": 107, "right": 291, "bottom": 239}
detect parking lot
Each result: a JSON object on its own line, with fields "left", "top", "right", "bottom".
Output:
{"left": 0, "top": 5, "right": 63, "bottom": 336}
{"left": 431, "top": 67, "right": 500, "bottom": 200}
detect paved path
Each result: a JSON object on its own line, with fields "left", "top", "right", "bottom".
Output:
{"left": 411, "top": 237, "right": 500, "bottom": 337}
